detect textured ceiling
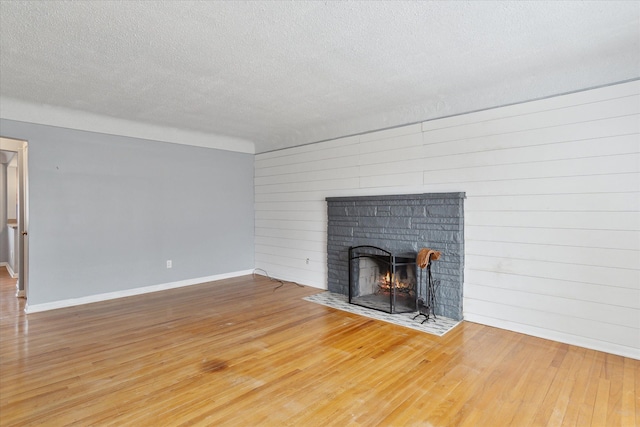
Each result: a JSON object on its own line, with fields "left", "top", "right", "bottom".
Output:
{"left": 1, "top": 1, "right": 638, "bottom": 153}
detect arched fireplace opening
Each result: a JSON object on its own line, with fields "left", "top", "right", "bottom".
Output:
{"left": 348, "top": 245, "right": 417, "bottom": 314}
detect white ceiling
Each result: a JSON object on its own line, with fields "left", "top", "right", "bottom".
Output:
{"left": 1, "top": 1, "right": 638, "bottom": 154}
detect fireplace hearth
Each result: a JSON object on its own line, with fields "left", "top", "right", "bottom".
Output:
{"left": 349, "top": 245, "right": 417, "bottom": 314}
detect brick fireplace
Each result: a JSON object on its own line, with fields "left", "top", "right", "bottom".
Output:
{"left": 326, "top": 193, "right": 465, "bottom": 321}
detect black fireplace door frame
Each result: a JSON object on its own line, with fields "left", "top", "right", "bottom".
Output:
{"left": 348, "top": 245, "right": 395, "bottom": 312}
{"left": 349, "top": 245, "right": 395, "bottom": 304}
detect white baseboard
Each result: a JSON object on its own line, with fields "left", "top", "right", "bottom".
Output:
{"left": 464, "top": 313, "right": 640, "bottom": 361}
{"left": 25, "top": 269, "right": 254, "bottom": 314}
{"left": 1, "top": 262, "right": 18, "bottom": 278}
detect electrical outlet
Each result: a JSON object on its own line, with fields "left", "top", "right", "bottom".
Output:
{"left": 166, "top": 260, "right": 172, "bottom": 269}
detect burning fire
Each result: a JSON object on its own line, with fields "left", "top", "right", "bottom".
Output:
{"left": 378, "top": 271, "right": 414, "bottom": 294}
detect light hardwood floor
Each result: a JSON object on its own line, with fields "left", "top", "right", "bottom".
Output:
{"left": 0, "top": 269, "right": 638, "bottom": 426}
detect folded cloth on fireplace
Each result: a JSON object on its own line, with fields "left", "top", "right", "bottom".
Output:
{"left": 417, "top": 248, "right": 441, "bottom": 269}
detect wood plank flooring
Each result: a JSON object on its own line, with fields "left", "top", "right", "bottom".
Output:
{"left": 0, "top": 269, "right": 638, "bottom": 426}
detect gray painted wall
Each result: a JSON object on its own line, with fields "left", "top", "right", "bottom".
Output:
{"left": 0, "top": 119, "right": 255, "bottom": 306}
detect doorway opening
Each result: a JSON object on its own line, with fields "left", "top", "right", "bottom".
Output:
{"left": 0, "top": 137, "right": 29, "bottom": 302}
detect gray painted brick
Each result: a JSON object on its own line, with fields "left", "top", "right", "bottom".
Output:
{"left": 357, "top": 217, "right": 412, "bottom": 229}
{"left": 348, "top": 206, "right": 377, "bottom": 217}
{"left": 328, "top": 226, "right": 354, "bottom": 237}
{"left": 328, "top": 206, "right": 349, "bottom": 217}
{"left": 427, "top": 205, "right": 460, "bottom": 217}
{"left": 413, "top": 223, "right": 462, "bottom": 231}
{"left": 390, "top": 205, "right": 427, "bottom": 217}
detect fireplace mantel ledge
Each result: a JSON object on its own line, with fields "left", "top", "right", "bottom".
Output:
{"left": 326, "top": 192, "right": 465, "bottom": 202}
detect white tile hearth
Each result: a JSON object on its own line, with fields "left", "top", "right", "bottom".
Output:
{"left": 303, "top": 292, "right": 461, "bottom": 337}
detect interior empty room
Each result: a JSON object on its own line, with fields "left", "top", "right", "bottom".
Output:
{"left": 0, "top": 1, "right": 638, "bottom": 426}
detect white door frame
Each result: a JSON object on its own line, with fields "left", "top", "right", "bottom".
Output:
{"left": 0, "top": 137, "right": 29, "bottom": 301}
